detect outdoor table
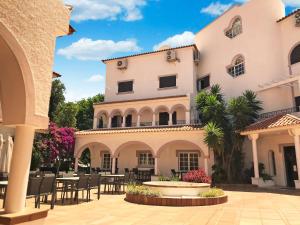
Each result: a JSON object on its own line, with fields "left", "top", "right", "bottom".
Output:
{"left": 56, "top": 177, "right": 80, "bottom": 202}
{"left": 100, "top": 174, "right": 125, "bottom": 194}
{"left": 0, "top": 181, "right": 8, "bottom": 208}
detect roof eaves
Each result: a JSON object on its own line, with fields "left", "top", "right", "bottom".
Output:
{"left": 277, "top": 8, "right": 300, "bottom": 23}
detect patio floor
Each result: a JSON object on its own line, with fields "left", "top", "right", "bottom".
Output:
{"left": 2, "top": 185, "right": 300, "bottom": 225}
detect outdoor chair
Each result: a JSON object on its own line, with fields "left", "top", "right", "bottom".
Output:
{"left": 113, "top": 176, "right": 125, "bottom": 194}
{"left": 39, "top": 175, "right": 56, "bottom": 209}
{"left": 124, "top": 168, "right": 129, "bottom": 173}
{"left": 73, "top": 175, "right": 90, "bottom": 204}
{"left": 26, "top": 177, "right": 43, "bottom": 208}
{"left": 88, "top": 174, "right": 101, "bottom": 200}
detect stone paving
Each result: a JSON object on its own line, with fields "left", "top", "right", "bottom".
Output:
{"left": 3, "top": 185, "right": 300, "bottom": 225}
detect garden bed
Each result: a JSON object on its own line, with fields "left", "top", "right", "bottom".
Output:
{"left": 125, "top": 193, "right": 228, "bottom": 206}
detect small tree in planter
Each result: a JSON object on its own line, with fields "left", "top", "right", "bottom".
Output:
{"left": 183, "top": 169, "right": 211, "bottom": 183}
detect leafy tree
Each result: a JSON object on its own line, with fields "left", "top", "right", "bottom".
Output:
{"left": 54, "top": 102, "right": 79, "bottom": 128}
{"left": 49, "top": 79, "right": 65, "bottom": 121}
{"left": 196, "top": 85, "right": 262, "bottom": 183}
{"left": 76, "top": 94, "right": 104, "bottom": 130}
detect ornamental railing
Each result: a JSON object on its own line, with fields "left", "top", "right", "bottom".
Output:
{"left": 259, "top": 107, "right": 299, "bottom": 120}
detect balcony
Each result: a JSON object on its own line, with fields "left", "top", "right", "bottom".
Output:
{"left": 93, "top": 95, "right": 201, "bottom": 129}
{"left": 259, "top": 107, "right": 299, "bottom": 120}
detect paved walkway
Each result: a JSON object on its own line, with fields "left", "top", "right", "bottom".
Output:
{"left": 3, "top": 185, "right": 300, "bottom": 225}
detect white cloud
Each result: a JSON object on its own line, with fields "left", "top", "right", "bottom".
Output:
{"left": 64, "top": 0, "right": 146, "bottom": 22}
{"left": 153, "top": 31, "right": 195, "bottom": 51}
{"left": 65, "top": 88, "right": 105, "bottom": 102}
{"left": 283, "top": 0, "right": 300, "bottom": 7}
{"left": 201, "top": 2, "right": 233, "bottom": 16}
{"left": 57, "top": 38, "right": 141, "bottom": 61}
{"left": 87, "top": 74, "right": 104, "bottom": 82}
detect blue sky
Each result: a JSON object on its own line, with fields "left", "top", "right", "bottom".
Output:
{"left": 55, "top": 0, "right": 299, "bottom": 102}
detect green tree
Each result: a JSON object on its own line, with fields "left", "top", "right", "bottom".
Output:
{"left": 54, "top": 102, "right": 79, "bottom": 128}
{"left": 49, "top": 79, "right": 66, "bottom": 121}
{"left": 196, "top": 85, "right": 262, "bottom": 182}
{"left": 76, "top": 94, "right": 104, "bottom": 130}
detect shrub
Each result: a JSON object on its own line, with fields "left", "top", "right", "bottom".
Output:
{"left": 200, "top": 188, "right": 224, "bottom": 198}
{"left": 126, "top": 185, "right": 160, "bottom": 197}
{"left": 183, "top": 169, "right": 211, "bottom": 183}
{"left": 158, "top": 176, "right": 180, "bottom": 181}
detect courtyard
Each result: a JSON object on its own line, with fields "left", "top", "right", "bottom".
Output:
{"left": 2, "top": 186, "right": 298, "bottom": 225}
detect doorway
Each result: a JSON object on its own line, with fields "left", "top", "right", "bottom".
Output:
{"left": 159, "top": 112, "right": 169, "bottom": 125}
{"left": 284, "top": 146, "right": 299, "bottom": 187}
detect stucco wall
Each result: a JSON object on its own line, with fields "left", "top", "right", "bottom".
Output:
{"left": 104, "top": 47, "right": 197, "bottom": 102}
{"left": 0, "top": 0, "right": 71, "bottom": 127}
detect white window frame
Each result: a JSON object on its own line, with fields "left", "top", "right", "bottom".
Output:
{"left": 101, "top": 153, "right": 111, "bottom": 170}
{"left": 225, "top": 17, "right": 242, "bottom": 39}
{"left": 227, "top": 56, "right": 245, "bottom": 77}
{"left": 137, "top": 152, "right": 154, "bottom": 167}
{"left": 178, "top": 152, "right": 199, "bottom": 172}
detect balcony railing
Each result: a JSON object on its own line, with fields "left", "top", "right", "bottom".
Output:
{"left": 259, "top": 107, "right": 299, "bottom": 120}
{"left": 140, "top": 122, "right": 152, "bottom": 127}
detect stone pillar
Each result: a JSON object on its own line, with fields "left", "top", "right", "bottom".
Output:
{"left": 204, "top": 156, "right": 209, "bottom": 175}
{"left": 293, "top": 130, "right": 300, "bottom": 189}
{"left": 248, "top": 134, "right": 260, "bottom": 185}
{"left": 152, "top": 113, "right": 156, "bottom": 126}
{"left": 111, "top": 157, "right": 116, "bottom": 174}
{"left": 5, "top": 125, "right": 35, "bottom": 213}
{"left": 137, "top": 114, "right": 141, "bottom": 127}
{"left": 168, "top": 112, "right": 172, "bottom": 126}
{"left": 74, "top": 157, "right": 79, "bottom": 172}
{"left": 93, "top": 117, "right": 98, "bottom": 129}
{"left": 154, "top": 157, "right": 159, "bottom": 175}
{"left": 185, "top": 111, "right": 191, "bottom": 125}
{"left": 122, "top": 115, "right": 126, "bottom": 127}
{"left": 108, "top": 116, "right": 112, "bottom": 128}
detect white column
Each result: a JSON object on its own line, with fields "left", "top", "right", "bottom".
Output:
{"left": 154, "top": 157, "right": 159, "bottom": 175}
{"left": 293, "top": 134, "right": 300, "bottom": 180}
{"left": 249, "top": 134, "right": 260, "bottom": 180}
{"left": 137, "top": 114, "right": 141, "bottom": 127}
{"left": 93, "top": 117, "right": 98, "bottom": 129}
{"left": 111, "top": 157, "right": 116, "bottom": 174}
{"left": 108, "top": 116, "right": 112, "bottom": 128}
{"left": 122, "top": 115, "right": 126, "bottom": 127}
{"left": 168, "top": 112, "right": 172, "bottom": 126}
{"left": 204, "top": 157, "right": 209, "bottom": 175}
{"left": 5, "top": 125, "right": 35, "bottom": 213}
{"left": 152, "top": 113, "right": 156, "bottom": 126}
{"left": 74, "top": 158, "right": 79, "bottom": 172}
{"left": 185, "top": 111, "right": 191, "bottom": 125}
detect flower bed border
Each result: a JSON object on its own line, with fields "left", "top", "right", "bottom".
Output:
{"left": 125, "top": 193, "right": 228, "bottom": 207}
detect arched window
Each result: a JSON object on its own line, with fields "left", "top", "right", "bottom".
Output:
{"left": 268, "top": 150, "right": 276, "bottom": 176}
{"left": 290, "top": 44, "right": 300, "bottom": 65}
{"left": 227, "top": 55, "right": 245, "bottom": 77}
{"left": 225, "top": 17, "right": 242, "bottom": 39}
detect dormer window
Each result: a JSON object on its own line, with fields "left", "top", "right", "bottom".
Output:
{"left": 225, "top": 17, "right": 242, "bottom": 39}
{"left": 227, "top": 55, "right": 245, "bottom": 77}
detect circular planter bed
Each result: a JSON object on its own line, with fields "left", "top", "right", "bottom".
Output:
{"left": 125, "top": 193, "right": 228, "bottom": 207}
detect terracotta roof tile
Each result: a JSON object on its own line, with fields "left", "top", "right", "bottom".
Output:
{"left": 277, "top": 8, "right": 300, "bottom": 22}
{"left": 243, "top": 114, "right": 300, "bottom": 133}
{"left": 102, "top": 44, "right": 197, "bottom": 62}
{"left": 76, "top": 125, "right": 203, "bottom": 136}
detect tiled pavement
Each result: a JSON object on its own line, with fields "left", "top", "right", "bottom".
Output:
{"left": 2, "top": 185, "right": 300, "bottom": 225}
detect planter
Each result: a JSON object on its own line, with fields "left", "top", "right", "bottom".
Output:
{"left": 151, "top": 176, "right": 159, "bottom": 181}
{"left": 125, "top": 193, "right": 228, "bottom": 207}
{"left": 294, "top": 180, "right": 300, "bottom": 189}
{"left": 252, "top": 177, "right": 275, "bottom": 187}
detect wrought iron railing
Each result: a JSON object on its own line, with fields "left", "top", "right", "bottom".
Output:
{"left": 140, "top": 122, "right": 152, "bottom": 127}
{"left": 259, "top": 107, "right": 299, "bottom": 119}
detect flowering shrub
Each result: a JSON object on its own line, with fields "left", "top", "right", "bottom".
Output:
{"left": 183, "top": 169, "right": 211, "bottom": 184}
{"left": 200, "top": 188, "right": 224, "bottom": 198}
{"left": 126, "top": 185, "right": 160, "bottom": 197}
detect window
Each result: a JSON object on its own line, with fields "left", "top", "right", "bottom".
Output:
{"left": 227, "top": 56, "right": 245, "bottom": 77}
{"left": 290, "top": 44, "right": 300, "bottom": 65}
{"left": 268, "top": 150, "right": 276, "bottom": 176}
{"left": 197, "top": 76, "right": 210, "bottom": 91}
{"left": 178, "top": 152, "right": 199, "bottom": 172}
{"left": 118, "top": 81, "right": 133, "bottom": 93}
{"left": 159, "top": 75, "right": 176, "bottom": 88}
{"left": 225, "top": 17, "right": 242, "bottom": 39}
{"left": 101, "top": 153, "right": 111, "bottom": 170}
{"left": 138, "top": 152, "right": 154, "bottom": 167}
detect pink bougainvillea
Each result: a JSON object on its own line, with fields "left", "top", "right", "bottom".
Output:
{"left": 183, "top": 169, "right": 211, "bottom": 184}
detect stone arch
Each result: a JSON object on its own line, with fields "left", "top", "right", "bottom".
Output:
{"left": 154, "top": 105, "right": 169, "bottom": 114}
{"left": 109, "top": 109, "right": 123, "bottom": 117}
{"left": 75, "top": 142, "right": 112, "bottom": 159}
{"left": 138, "top": 106, "right": 153, "bottom": 115}
{"left": 0, "top": 21, "right": 37, "bottom": 127}
{"left": 289, "top": 42, "right": 300, "bottom": 66}
{"left": 156, "top": 140, "right": 206, "bottom": 158}
{"left": 170, "top": 104, "right": 188, "bottom": 113}
{"left": 124, "top": 108, "right": 138, "bottom": 116}
{"left": 96, "top": 110, "right": 109, "bottom": 118}
{"left": 113, "top": 141, "right": 155, "bottom": 158}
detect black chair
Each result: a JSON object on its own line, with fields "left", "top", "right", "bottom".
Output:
{"left": 26, "top": 177, "right": 43, "bottom": 208}
{"left": 74, "top": 175, "right": 90, "bottom": 204}
{"left": 89, "top": 174, "right": 101, "bottom": 200}
{"left": 39, "top": 175, "right": 56, "bottom": 209}
{"left": 124, "top": 168, "right": 129, "bottom": 173}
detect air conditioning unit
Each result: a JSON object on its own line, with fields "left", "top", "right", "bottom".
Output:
{"left": 296, "top": 13, "right": 300, "bottom": 27}
{"left": 117, "top": 59, "right": 128, "bottom": 69}
{"left": 194, "top": 51, "right": 201, "bottom": 62}
{"left": 166, "top": 50, "right": 177, "bottom": 62}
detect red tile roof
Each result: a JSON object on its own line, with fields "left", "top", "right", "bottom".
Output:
{"left": 242, "top": 114, "right": 300, "bottom": 133}
{"left": 102, "top": 44, "right": 197, "bottom": 62}
{"left": 277, "top": 8, "right": 300, "bottom": 22}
